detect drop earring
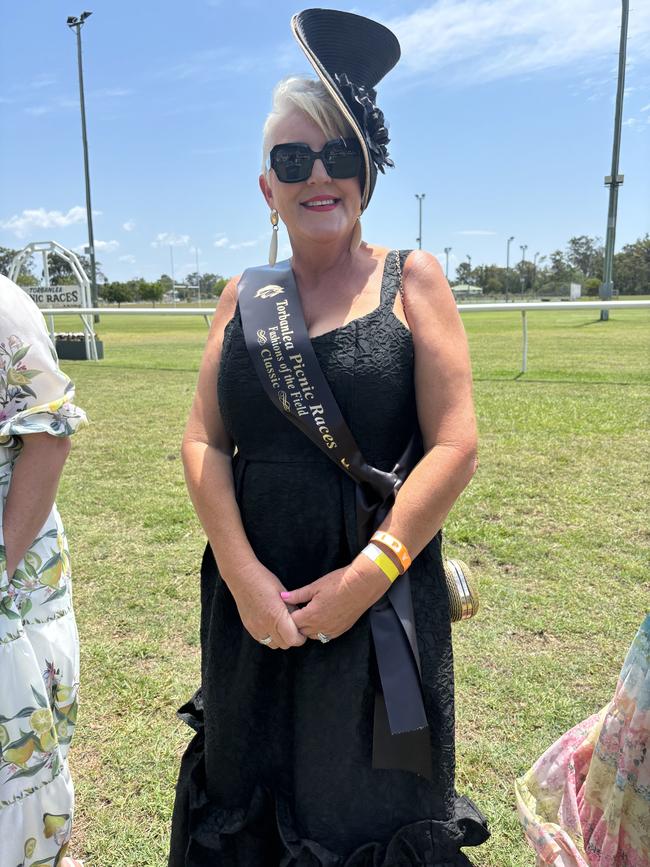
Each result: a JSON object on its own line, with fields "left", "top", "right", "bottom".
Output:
{"left": 269, "top": 209, "right": 279, "bottom": 266}
{"left": 349, "top": 215, "right": 362, "bottom": 253}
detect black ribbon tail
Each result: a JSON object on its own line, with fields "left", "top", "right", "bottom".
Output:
{"left": 357, "top": 481, "right": 431, "bottom": 778}
{"left": 372, "top": 691, "right": 432, "bottom": 780}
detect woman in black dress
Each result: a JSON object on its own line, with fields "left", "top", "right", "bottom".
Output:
{"left": 169, "top": 9, "right": 489, "bottom": 866}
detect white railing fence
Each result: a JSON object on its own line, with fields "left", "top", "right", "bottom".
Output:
{"left": 41, "top": 300, "right": 650, "bottom": 374}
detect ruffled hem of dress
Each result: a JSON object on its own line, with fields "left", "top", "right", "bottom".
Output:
{"left": 172, "top": 693, "right": 489, "bottom": 867}
{"left": 0, "top": 398, "right": 87, "bottom": 441}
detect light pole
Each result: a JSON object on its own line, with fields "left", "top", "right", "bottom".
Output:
{"left": 533, "top": 251, "right": 540, "bottom": 293}
{"left": 169, "top": 245, "right": 176, "bottom": 307}
{"left": 415, "top": 194, "right": 425, "bottom": 250}
{"left": 194, "top": 246, "right": 201, "bottom": 304}
{"left": 466, "top": 254, "right": 472, "bottom": 286}
{"left": 505, "top": 236, "right": 515, "bottom": 302}
{"left": 67, "top": 12, "right": 97, "bottom": 314}
{"left": 600, "top": 0, "right": 629, "bottom": 321}
{"left": 520, "top": 244, "right": 528, "bottom": 296}
{"left": 444, "top": 246, "right": 451, "bottom": 280}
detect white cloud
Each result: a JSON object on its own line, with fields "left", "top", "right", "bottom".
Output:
{"left": 24, "top": 89, "right": 126, "bottom": 117}
{"left": 158, "top": 48, "right": 260, "bottom": 84}
{"left": 94, "top": 87, "right": 133, "bottom": 98}
{"left": 640, "top": 103, "right": 650, "bottom": 112}
{"left": 24, "top": 97, "right": 78, "bottom": 116}
{"left": 228, "top": 239, "right": 259, "bottom": 250}
{"left": 151, "top": 232, "right": 190, "bottom": 248}
{"left": 456, "top": 229, "right": 497, "bottom": 236}
{"left": 24, "top": 105, "right": 54, "bottom": 116}
{"left": 622, "top": 118, "right": 638, "bottom": 127}
{"left": 384, "top": 0, "right": 650, "bottom": 85}
{"left": 119, "top": 254, "right": 136, "bottom": 264}
{"left": 30, "top": 74, "right": 56, "bottom": 89}
{"left": 122, "top": 219, "right": 136, "bottom": 232}
{"left": 74, "top": 240, "right": 119, "bottom": 254}
{"left": 214, "top": 234, "right": 260, "bottom": 250}
{"left": 95, "top": 240, "right": 120, "bottom": 253}
{"left": 0, "top": 206, "right": 89, "bottom": 238}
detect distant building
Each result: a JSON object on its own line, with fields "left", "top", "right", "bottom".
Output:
{"left": 452, "top": 283, "right": 484, "bottom": 297}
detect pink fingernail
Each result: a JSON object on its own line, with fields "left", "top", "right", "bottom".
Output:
{"left": 280, "top": 591, "right": 290, "bottom": 599}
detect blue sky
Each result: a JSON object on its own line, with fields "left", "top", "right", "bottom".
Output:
{"left": 1, "top": 0, "right": 649, "bottom": 283}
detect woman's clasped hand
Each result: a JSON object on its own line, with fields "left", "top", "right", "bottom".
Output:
{"left": 228, "top": 559, "right": 305, "bottom": 649}
{"left": 232, "top": 555, "right": 390, "bottom": 648}
{"left": 281, "top": 557, "right": 390, "bottom": 643}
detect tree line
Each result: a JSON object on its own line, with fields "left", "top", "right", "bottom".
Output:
{"left": 1, "top": 234, "right": 648, "bottom": 300}
{"left": 452, "top": 234, "right": 649, "bottom": 296}
{"left": 99, "top": 272, "right": 229, "bottom": 307}
{"left": 0, "top": 248, "right": 228, "bottom": 306}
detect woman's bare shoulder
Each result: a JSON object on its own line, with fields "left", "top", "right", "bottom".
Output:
{"left": 400, "top": 250, "right": 458, "bottom": 333}
{"left": 402, "top": 249, "right": 446, "bottom": 291}
{"left": 209, "top": 275, "right": 240, "bottom": 329}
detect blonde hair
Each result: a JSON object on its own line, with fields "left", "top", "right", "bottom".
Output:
{"left": 261, "top": 76, "right": 353, "bottom": 174}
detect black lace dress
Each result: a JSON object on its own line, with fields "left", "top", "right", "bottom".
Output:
{"left": 168, "top": 252, "right": 489, "bottom": 866}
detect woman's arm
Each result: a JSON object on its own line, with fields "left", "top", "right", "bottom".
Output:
{"left": 181, "top": 279, "right": 304, "bottom": 649}
{"left": 3, "top": 433, "right": 72, "bottom": 577}
{"left": 287, "top": 249, "right": 477, "bottom": 638}
{"left": 181, "top": 278, "right": 256, "bottom": 578}
{"left": 373, "top": 248, "right": 477, "bottom": 556}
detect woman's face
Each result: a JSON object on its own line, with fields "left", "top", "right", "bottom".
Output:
{"left": 259, "top": 109, "right": 362, "bottom": 251}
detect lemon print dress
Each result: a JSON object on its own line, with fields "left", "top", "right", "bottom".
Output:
{"left": 0, "top": 275, "right": 87, "bottom": 867}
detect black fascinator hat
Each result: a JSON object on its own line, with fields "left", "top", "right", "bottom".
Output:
{"left": 291, "top": 8, "right": 401, "bottom": 210}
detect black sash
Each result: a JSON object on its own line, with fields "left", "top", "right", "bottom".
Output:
{"left": 237, "top": 257, "right": 432, "bottom": 779}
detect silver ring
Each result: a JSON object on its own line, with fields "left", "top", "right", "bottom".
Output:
{"left": 259, "top": 635, "right": 273, "bottom": 645}
{"left": 317, "top": 632, "right": 330, "bottom": 644}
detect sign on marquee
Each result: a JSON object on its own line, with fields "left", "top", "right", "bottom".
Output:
{"left": 24, "top": 285, "right": 82, "bottom": 308}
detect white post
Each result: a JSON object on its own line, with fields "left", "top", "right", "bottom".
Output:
{"left": 521, "top": 310, "right": 528, "bottom": 373}
{"left": 80, "top": 313, "right": 98, "bottom": 360}
{"left": 195, "top": 246, "right": 201, "bottom": 306}
{"left": 170, "top": 245, "right": 176, "bottom": 307}
{"left": 42, "top": 250, "right": 55, "bottom": 341}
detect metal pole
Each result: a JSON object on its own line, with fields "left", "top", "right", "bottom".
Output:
{"left": 466, "top": 254, "right": 471, "bottom": 287}
{"left": 520, "top": 244, "right": 527, "bottom": 297}
{"left": 68, "top": 14, "right": 98, "bottom": 318}
{"left": 195, "top": 246, "right": 201, "bottom": 305}
{"left": 521, "top": 310, "right": 528, "bottom": 373}
{"left": 600, "top": 0, "right": 629, "bottom": 322}
{"left": 444, "top": 246, "right": 451, "bottom": 280}
{"left": 506, "top": 236, "right": 514, "bottom": 302}
{"left": 415, "top": 194, "right": 425, "bottom": 249}
{"left": 170, "top": 245, "right": 176, "bottom": 307}
{"left": 42, "top": 250, "right": 55, "bottom": 341}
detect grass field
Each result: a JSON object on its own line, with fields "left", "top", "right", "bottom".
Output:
{"left": 51, "top": 304, "right": 649, "bottom": 866}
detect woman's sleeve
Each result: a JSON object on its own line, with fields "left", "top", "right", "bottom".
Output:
{"left": 0, "top": 275, "right": 87, "bottom": 441}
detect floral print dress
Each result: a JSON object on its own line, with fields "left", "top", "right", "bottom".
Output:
{"left": 0, "top": 275, "right": 87, "bottom": 867}
{"left": 516, "top": 614, "right": 650, "bottom": 866}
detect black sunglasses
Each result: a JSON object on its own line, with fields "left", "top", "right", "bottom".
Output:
{"left": 268, "top": 138, "right": 362, "bottom": 183}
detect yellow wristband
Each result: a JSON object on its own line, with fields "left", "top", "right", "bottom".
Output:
{"left": 361, "top": 542, "right": 400, "bottom": 583}
{"left": 371, "top": 531, "right": 411, "bottom": 574}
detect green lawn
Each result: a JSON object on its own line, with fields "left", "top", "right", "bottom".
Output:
{"left": 53, "top": 305, "right": 649, "bottom": 866}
